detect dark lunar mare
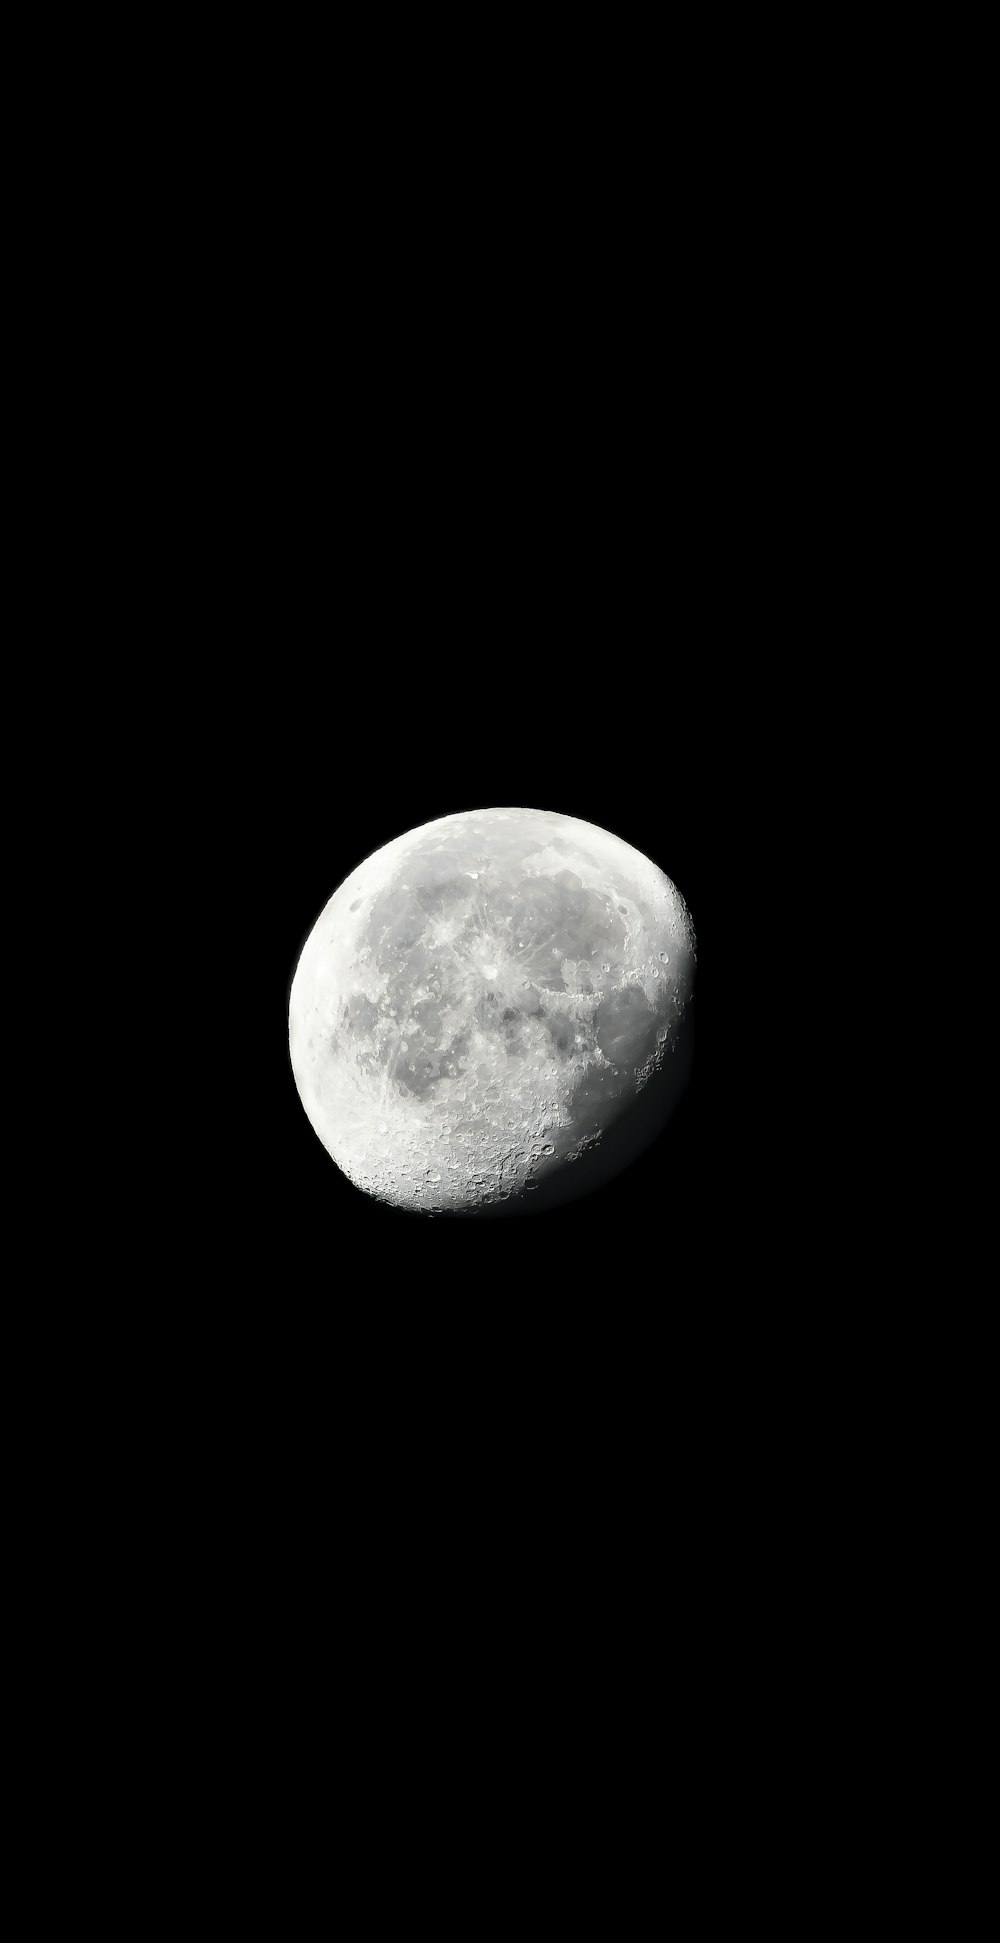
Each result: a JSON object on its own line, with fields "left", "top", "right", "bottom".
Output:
{"left": 358, "top": 860, "right": 654, "bottom": 1110}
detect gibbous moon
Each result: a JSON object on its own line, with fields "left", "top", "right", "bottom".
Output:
{"left": 288, "top": 808, "right": 695, "bottom": 1214}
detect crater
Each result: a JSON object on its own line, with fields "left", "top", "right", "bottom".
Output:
{"left": 594, "top": 984, "right": 656, "bottom": 1066}
{"left": 545, "top": 1010, "right": 579, "bottom": 1061}
{"left": 342, "top": 993, "right": 379, "bottom": 1037}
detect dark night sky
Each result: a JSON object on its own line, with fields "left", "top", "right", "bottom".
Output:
{"left": 232, "top": 638, "right": 777, "bottom": 1303}
{"left": 95, "top": 69, "right": 852, "bottom": 1812}
{"left": 194, "top": 246, "right": 802, "bottom": 1465}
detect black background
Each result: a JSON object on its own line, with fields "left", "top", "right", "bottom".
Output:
{"left": 177, "top": 95, "right": 813, "bottom": 1347}
{"left": 67, "top": 55, "right": 876, "bottom": 1857}
{"left": 179, "top": 174, "right": 809, "bottom": 1629}
{"left": 229, "top": 637, "right": 777, "bottom": 1312}
{"left": 207, "top": 639, "right": 793, "bottom": 1670}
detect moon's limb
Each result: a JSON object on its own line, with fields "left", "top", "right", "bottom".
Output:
{"left": 288, "top": 808, "right": 695, "bottom": 1213}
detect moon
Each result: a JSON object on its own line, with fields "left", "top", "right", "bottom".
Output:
{"left": 288, "top": 808, "right": 696, "bottom": 1214}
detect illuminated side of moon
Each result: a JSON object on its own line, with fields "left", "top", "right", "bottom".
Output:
{"left": 288, "top": 807, "right": 696, "bottom": 1214}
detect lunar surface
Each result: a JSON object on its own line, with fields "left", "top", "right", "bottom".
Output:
{"left": 288, "top": 808, "right": 696, "bottom": 1214}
